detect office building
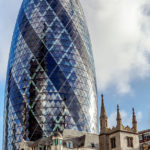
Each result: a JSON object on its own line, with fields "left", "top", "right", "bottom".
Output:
{"left": 3, "top": 0, "right": 98, "bottom": 149}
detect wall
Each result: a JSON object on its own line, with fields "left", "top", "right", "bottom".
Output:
{"left": 120, "top": 132, "right": 140, "bottom": 150}
{"left": 108, "top": 132, "right": 121, "bottom": 150}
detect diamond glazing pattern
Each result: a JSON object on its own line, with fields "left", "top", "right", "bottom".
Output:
{"left": 3, "top": 0, "right": 98, "bottom": 149}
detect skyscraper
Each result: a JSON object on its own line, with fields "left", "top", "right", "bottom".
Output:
{"left": 3, "top": 0, "right": 98, "bottom": 149}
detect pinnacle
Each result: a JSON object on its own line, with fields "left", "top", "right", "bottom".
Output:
{"left": 116, "top": 104, "right": 122, "bottom": 128}
{"left": 100, "top": 94, "right": 107, "bottom": 119}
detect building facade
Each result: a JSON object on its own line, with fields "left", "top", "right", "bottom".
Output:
{"left": 99, "top": 95, "right": 140, "bottom": 150}
{"left": 3, "top": 0, "right": 98, "bottom": 149}
{"left": 19, "top": 130, "right": 100, "bottom": 150}
{"left": 139, "top": 129, "right": 150, "bottom": 150}
{"left": 18, "top": 95, "right": 140, "bottom": 150}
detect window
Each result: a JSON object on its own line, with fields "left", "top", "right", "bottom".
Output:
{"left": 59, "top": 139, "right": 62, "bottom": 145}
{"left": 44, "top": 146, "right": 46, "bottom": 150}
{"left": 139, "top": 135, "right": 143, "bottom": 141}
{"left": 144, "top": 132, "right": 150, "bottom": 140}
{"left": 91, "top": 143, "right": 95, "bottom": 148}
{"left": 39, "top": 145, "right": 42, "bottom": 150}
{"left": 127, "top": 137, "right": 133, "bottom": 147}
{"left": 53, "top": 139, "right": 58, "bottom": 146}
{"left": 66, "top": 141, "right": 73, "bottom": 148}
{"left": 110, "top": 137, "right": 116, "bottom": 148}
{"left": 39, "top": 145, "right": 44, "bottom": 150}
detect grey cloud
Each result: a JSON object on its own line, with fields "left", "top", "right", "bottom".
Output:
{"left": 81, "top": 0, "right": 150, "bottom": 94}
{"left": 142, "top": 3, "right": 150, "bottom": 16}
{"left": 1, "top": 0, "right": 150, "bottom": 96}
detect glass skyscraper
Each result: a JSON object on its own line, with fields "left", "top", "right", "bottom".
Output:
{"left": 4, "top": 0, "right": 98, "bottom": 149}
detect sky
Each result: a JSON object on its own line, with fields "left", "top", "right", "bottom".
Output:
{"left": 0, "top": 0, "right": 150, "bottom": 149}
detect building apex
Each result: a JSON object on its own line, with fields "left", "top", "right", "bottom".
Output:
{"left": 117, "top": 104, "right": 121, "bottom": 119}
{"left": 116, "top": 104, "right": 122, "bottom": 129}
{"left": 100, "top": 94, "right": 107, "bottom": 118}
{"left": 132, "top": 108, "right": 137, "bottom": 121}
{"left": 132, "top": 107, "right": 137, "bottom": 132}
{"left": 100, "top": 94, "right": 108, "bottom": 133}
{"left": 117, "top": 104, "right": 119, "bottom": 110}
{"left": 132, "top": 108, "right": 135, "bottom": 115}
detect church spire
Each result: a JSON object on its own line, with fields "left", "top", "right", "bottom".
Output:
{"left": 116, "top": 105, "right": 122, "bottom": 129}
{"left": 100, "top": 94, "right": 107, "bottom": 118}
{"left": 100, "top": 94, "right": 108, "bottom": 133}
{"left": 132, "top": 108, "right": 138, "bottom": 133}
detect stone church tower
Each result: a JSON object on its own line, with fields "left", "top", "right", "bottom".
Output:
{"left": 99, "top": 95, "right": 140, "bottom": 150}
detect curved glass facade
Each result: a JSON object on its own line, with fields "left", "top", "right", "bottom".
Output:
{"left": 4, "top": 0, "right": 98, "bottom": 149}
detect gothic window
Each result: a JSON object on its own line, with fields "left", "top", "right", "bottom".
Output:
{"left": 110, "top": 137, "right": 116, "bottom": 148}
{"left": 127, "top": 137, "right": 133, "bottom": 147}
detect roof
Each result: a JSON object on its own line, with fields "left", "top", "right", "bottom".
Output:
{"left": 19, "top": 129, "right": 99, "bottom": 149}
{"left": 63, "top": 135, "right": 85, "bottom": 148}
{"left": 25, "top": 137, "right": 52, "bottom": 146}
{"left": 53, "top": 132, "right": 63, "bottom": 138}
{"left": 139, "top": 129, "right": 150, "bottom": 134}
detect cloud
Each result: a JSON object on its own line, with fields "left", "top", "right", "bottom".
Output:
{"left": 108, "top": 110, "right": 142, "bottom": 129}
{"left": 81, "top": 0, "right": 150, "bottom": 94}
{"left": 1, "top": 0, "right": 150, "bottom": 95}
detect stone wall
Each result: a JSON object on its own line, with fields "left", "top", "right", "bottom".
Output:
{"left": 120, "top": 132, "right": 139, "bottom": 150}
{"left": 102, "top": 131, "right": 140, "bottom": 150}
{"left": 108, "top": 132, "right": 121, "bottom": 150}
